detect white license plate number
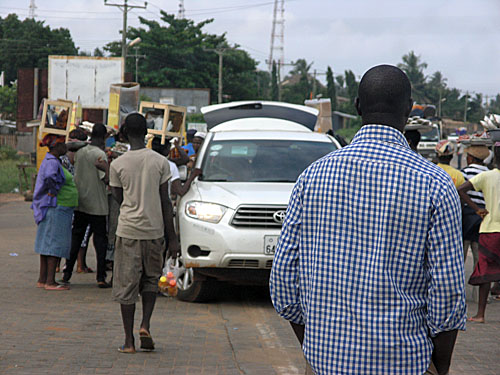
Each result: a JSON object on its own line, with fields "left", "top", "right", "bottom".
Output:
{"left": 264, "top": 235, "right": 279, "bottom": 255}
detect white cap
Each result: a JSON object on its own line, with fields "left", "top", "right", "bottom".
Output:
{"left": 194, "top": 131, "right": 206, "bottom": 139}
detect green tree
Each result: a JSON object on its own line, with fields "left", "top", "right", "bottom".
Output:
{"left": 465, "top": 93, "right": 484, "bottom": 123}
{"left": 441, "top": 88, "right": 463, "bottom": 120}
{"left": 0, "top": 14, "right": 77, "bottom": 84}
{"left": 326, "top": 66, "right": 336, "bottom": 111}
{"left": 0, "top": 82, "right": 17, "bottom": 120}
{"left": 93, "top": 48, "right": 104, "bottom": 57}
{"left": 398, "top": 51, "right": 427, "bottom": 102}
{"left": 281, "top": 58, "right": 313, "bottom": 104}
{"left": 254, "top": 70, "right": 270, "bottom": 100}
{"left": 270, "top": 61, "right": 279, "bottom": 101}
{"left": 104, "top": 12, "right": 259, "bottom": 103}
{"left": 335, "top": 75, "right": 344, "bottom": 90}
{"left": 425, "top": 71, "right": 447, "bottom": 115}
{"left": 337, "top": 70, "right": 358, "bottom": 115}
{"left": 489, "top": 94, "right": 500, "bottom": 114}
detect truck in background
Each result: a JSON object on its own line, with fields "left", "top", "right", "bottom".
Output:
{"left": 405, "top": 104, "right": 442, "bottom": 160}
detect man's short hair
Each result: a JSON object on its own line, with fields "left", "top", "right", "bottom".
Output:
{"left": 151, "top": 136, "right": 169, "bottom": 156}
{"left": 358, "top": 65, "right": 411, "bottom": 116}
{"left": 124, "top": 113, "right": 147, "bottom": 138}
{"left": 70, "top": 128, "right": 88, "bottom": 141}
{"left": 92, "top": 123, "right": 107, "bottom": 139}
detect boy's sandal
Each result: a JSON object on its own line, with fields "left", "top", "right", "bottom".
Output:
{"left": 139, "top": 330, "right": 155, "bottom": 351}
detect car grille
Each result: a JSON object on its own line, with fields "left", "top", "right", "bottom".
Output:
{"left": 265, "top": 260, "right": 273, "bottom": 269}
{"left": 230, "top": 205, "right": 287, "bottom": 228}
{"left": 228, "top": 259, "right": 259, "bottom": 268}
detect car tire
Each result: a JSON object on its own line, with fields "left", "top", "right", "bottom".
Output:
{"left": 177, "top": 274, "right": 219, "bottom": 302}
{"left": 167, "top": 255, "right": 218, "bottom": 302}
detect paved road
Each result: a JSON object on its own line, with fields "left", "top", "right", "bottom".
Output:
{"left": 1, "top": 198, "right": 499, "bottom": 374}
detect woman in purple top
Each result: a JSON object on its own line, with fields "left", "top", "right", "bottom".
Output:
{"left": 32, "top": 135, "right": 72, "bottom": 291}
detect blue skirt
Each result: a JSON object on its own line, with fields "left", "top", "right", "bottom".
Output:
{"left": 34, "top": 205, "right": 74, "bottom": 258}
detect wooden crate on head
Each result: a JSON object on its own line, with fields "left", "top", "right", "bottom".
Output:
{"left": 139, "top": 101, "right": 187, "bottom": 145}
{"left": 38, "top": 99, "right": 73, "bottom": 142}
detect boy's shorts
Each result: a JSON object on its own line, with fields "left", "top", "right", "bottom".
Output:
{"left": 112, "top": 236, "right": 165, "bottom": 304}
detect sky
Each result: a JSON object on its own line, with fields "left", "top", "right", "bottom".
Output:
{"left": 2, "top": 0, "right": 500, "bottom": 98}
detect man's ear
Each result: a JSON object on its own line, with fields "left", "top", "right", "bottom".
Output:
{"left": 355, "top": 97, "right": 362, "bottom": 116}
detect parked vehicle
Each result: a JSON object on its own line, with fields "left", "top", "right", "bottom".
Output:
{"left": 170, "top": 101, "right": 341, "bottom": 301}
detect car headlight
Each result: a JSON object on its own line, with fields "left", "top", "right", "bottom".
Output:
{"left": 185, "top": 201, "right": 227, "bottom": 223}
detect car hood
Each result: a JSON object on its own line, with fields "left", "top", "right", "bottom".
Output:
{"left": 191, "top": 180, "right": 294, "bottom": 209}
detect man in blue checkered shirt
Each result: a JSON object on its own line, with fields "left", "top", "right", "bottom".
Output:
{"left": 270, "top": 65, "right": 466, "bottom": 375}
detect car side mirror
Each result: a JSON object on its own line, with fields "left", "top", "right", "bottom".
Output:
{"left": 178, "top": 165, "right": 188, "bottom": 181}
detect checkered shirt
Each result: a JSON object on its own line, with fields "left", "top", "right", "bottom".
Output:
{"left": 270, "top": 125, "right": 466, "bottom": 375}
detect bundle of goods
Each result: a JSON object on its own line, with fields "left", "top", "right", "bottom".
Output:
{"left": 79, "top": 121, "right": 117, "bottom": 136}
{"left": 405, "top": 116, "right": 434, "bottom": 132}
{"left": 480, "top": 114, "right": 500, "bottom": 141}
{"left": 457, "top": 131, "right": 493, "bottom": 147}
{"left": 109, "top": 142, "right": 129, "bottom": 155}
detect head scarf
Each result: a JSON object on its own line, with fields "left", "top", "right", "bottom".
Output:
{"left": 435, "top": 140, "right": 455, "bottom": 156}
{"left": 40, "top": 134, "right": 66, "bottom": 149}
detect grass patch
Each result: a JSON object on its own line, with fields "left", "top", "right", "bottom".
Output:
{"left": 0, "top": 147, "right": 35, "bottom": 194}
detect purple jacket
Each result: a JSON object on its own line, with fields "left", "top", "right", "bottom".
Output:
{"left": 31, "top": 153, "right": 65, "bottom": 224}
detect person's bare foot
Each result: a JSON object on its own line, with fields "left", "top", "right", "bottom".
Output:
{"left": 118, "top": 345, "right": 136, "bottom": 354}
{"left": 468, "top": 315, "right": 485, "bottom": 323}
{"left": 36, "top": 282, "right": 45, "bottom": 288}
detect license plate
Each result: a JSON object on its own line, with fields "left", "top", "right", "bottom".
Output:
{"left": 264, "top": 235, "right": 279, "bottom": 255}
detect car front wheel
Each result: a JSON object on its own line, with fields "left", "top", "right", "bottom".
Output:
{"left": 168, "top": 255, "right": 218, "bottom": 302}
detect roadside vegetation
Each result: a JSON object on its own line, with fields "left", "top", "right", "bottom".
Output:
{"left": 0, "top": 146, "right": 35, "bottom": 194}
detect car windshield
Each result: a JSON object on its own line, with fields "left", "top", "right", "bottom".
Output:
{"left": 200, "top": 139, "right": 337, "bottom": 182}
{"left": 420, "top": 127, "right": 439, "bottom": 141}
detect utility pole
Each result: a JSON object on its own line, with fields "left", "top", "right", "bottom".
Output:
{"left": 126, "top": 48, "right": 146, "bottom": 82}
{"left": 438, "top": 89, "right": 442, "bottom": 118}
{"left": 463, "top": 92, "right": 467, "bottom": 123}
{"left": 104, "top": 0, "right": 147, "bottom": 58}
{"left": 312, "top": 69, "right": 327, "bottom": 98}
{"left": 204, "top": 46, "right": 232, "bottom": 103}
{"left": 266, "top": 59, "right": 295, "bottom": 102}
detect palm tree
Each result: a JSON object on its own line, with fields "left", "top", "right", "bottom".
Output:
{"left": 398, "top": 51, "right": 428, "bottom": 102}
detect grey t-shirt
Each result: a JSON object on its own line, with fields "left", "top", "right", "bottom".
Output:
{"left": 110, "top": 148, "right": 171, "bottom": 240}
{"left": 74, "top": 145, "right": 108, "bottom": 216}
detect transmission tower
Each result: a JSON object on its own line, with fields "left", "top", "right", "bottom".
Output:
{"left": 178, "top": 0, "right": 185, "bottom": 19}
{"left": 28, "top": 0, "right": 37, "bottom": 19}
{"left": 268, "top": 0, "right": 285, "bottom": 78}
